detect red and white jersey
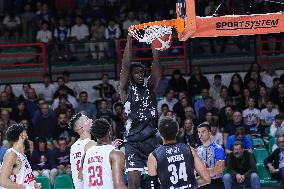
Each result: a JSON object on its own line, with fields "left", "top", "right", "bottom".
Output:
{"left": 83, "top": 144, "right": 115, "bottom": 189}
{"left": 70, "top": 138, "right": 91, "bottom": 189}
{"left": 0, "top": 148, "right": 35, "bottom": 189}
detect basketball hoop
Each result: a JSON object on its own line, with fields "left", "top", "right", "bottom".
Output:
{"left": 128, "top": 18, "right": 185, "bottom": 50}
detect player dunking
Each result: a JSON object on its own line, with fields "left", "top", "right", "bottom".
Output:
{"left": 0, "top": 124, "right": 40, "bottom": 189}
{"left": 119, "top": 35, "right": 161, "bottom": 189}
{"left": 82, "top": 118, "right": 126, "bottom": 189}
{"left": 148, "top": 118, "right": 211, "bottom": 189}
{"left": 69, "top": 113, "right": 93, "bottom": 189}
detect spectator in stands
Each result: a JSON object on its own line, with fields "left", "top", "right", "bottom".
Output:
{"left": 209, "top": 74, "right": 223, "bottom": 101}
{"left": 31, "top": 138, "right": 57, "bottom": 185}
{"left": 264, "top": 135, "right": 284, "bottom": 184}
{"left": 70, "top": 16, "right": 89, "bottom": 53}
{"left": 211, "top": 124, "right": 223, "bottom": 146}
{"left": 257, "top": 86, "right": 269, "bottom": 109}
{"left": 38, "top": 74, "right": 56, "bottom": 103}
{"left": 52, "top": 112, "right": 76, "bottom": 148}
{"left": 1, "top": 109, "right": 16, "bottom": 129}
{"left": 184, "top": 106, "right": 199, "bottom": 126}
{"left": 246, "top": 79, "right": 260, "bottom": 100}
{"left": 113, "top": 102, "right": 126, "bottom": 139}
{"left": 198, "top": 96, "right": 219, "bottom": 122}
{"left": 21, "top": 4, "right": 36, "bottom": 42}
{"left": 21, "top": 119, "right": 35, "bottom": 144}
{"left": 262, "top": 65, "right": 277, "bottom": 89}
{"left": 32, "top": 99, "right": 55, "bottom": 127}
{"left": 242, "top": 97, "right": 260, "bottom": 133}
{"left": 122, "top": 11, "right": 140, "bottom": 36}
{"left": 93, "top": 73, "right": 117, "bottom": 100}
{"left": 62, "top": 71, "right": 80, "bottom": 97}
{"left": 244, "top": 63, "right": 261, "bottom": 85}
{"left": 173, "top": 97, "right": 190, "bottom": 123}
{"left": 187, "top": 66, "right": 210, "bottom": 97}
{"left": 270, "top": 77, "right": 280, "bottom": 100}
{"left": 0, "top": 91, "right": 16, "bottom": 113}
{"left": 194, "top": 88, "right": 209, "bottom": 117}
{"left": 158, "top": 104, "right": 170, "bottom": 125}
{"left": 215, "top": 86, "right": 229, "bottom": 110}
{"left": 168, "top": 69, "right": 187, "bottom": 95}
{"left": 52, "top": 86, "right": 77, "bottom": 109}
{"left": 90, "top": 19, "right": 106, "bottom": 59}
{"left": 156, "top": 67, "right": 169, "bottom": 97}
{"left": 273, "top": 82, "right": 284, "bottom": 113}
{"left": 95, "top": 99, "right": 114, "bottom": 126}
{"left": 105, "top": 19, "right": 121, "bottom": 40}
{"left": 3, "top": 84, "right": 16, "bottom": 102}
{"left": 10, "top": 99, "right": 31, "bottom": 123}
{"left": 270, "top": 114, "right": 284, "bottom": 137}
{"left": 241, "top": 88, "right": 251, "bottom": 109}
{"left": 228, "top": 73, "right": 244, "bottom": 107}
{"left": 224, "top": 111, "right": 249, "bottom": 145}
{"left": 76, "top": 91, "right": 96, "bottom": 118}
{"left": 260, "top": 100, "right": 279, "bottom": 134}
{"left": 33, "top": 102, "right": 57, "bottom": 141}
{"left": 177, "top": 118, "right": 199, "bottom": 148}
{"left": 54, "top": 18, "right": 71, "bottom": 61}
{"left": 36, "top": 22, "right": 52, "bottom": 44}
{"left": 196, "top": 123, "right": 226, "bottom": 189}
{"left": 24, "top": 88, "right": 39, "bottom": 117}
{"left": 36, "top": 3, "right": 54, "bottom": 25}
{"left": 20, "top": 83, "right": 31, "bottom": 99}
{"left": 53, "top": 137, "right": 71, "bottom": 175}
{"left": 225, "top": 127, "right": 253, "bottom": 154}
{"left": 3, "top": 12, "right": 21, "bottom": 43}
{"left": 157, "top": 87, "right": 178, "bottom": 114}
{"left": 0, "top": 130, "right": 8, "bottom": 162}
{"left": 0, "top": 118, "right": 5, "bottom": 136}
{"left": 219, "top": 105, "right": 234, "bottom": 131}
{"left": 54, "top": 94, "right": 74, "bottom": 117}
{"left": 223, "top": 141, "right": 260, "bottom": 189}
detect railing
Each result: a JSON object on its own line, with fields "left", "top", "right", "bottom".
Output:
{"left": 258, "top": 34, "right": 284, "bottom": 64}
{"left": 117, "top": 36, "right": 188, "bottom": 76}
{"left": 0, "top": 43, "right": 47, "bottom": 78}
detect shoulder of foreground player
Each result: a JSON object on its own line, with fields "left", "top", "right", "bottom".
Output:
{"left": 84, "top": 140, "right": 97, "bottom": 153}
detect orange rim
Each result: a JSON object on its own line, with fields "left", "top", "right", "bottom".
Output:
{"left": 128, "top": 18, "right": 185, "bottom": 33}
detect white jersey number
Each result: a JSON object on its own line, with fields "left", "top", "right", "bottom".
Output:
{"left": 168, "top": 162, "right": 188, "bottom": 185}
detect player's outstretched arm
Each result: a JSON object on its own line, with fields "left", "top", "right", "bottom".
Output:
{"left": 150, "top": 46, "right": 162, "bottom": 89}
{"left": 191, "top": 147, "right": 211, "bottom": 187}
{"left": 0, "top": 152, "right": 26, "bottom": 189}
{"left": 110, "top": 149, "right": 127, "bottom": 189}
{"left": 119, "top": 35, "right": 133, "bottom": 103}
{"left": 147, "top": 153, "right": 160, "bottom": 188}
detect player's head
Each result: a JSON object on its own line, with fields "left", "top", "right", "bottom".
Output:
{"left": 6, "top": 123, "right": 28, "bottom": 145}
{"left": 197, "top": 122, "right": 211, "bottom": 144}
{"left": 90, "top": 118, "right": 112, "bottom": 142}
{"left": 130, "top": 62, "right": 145, "bottom": 85}
{"left": 159, "top": 117, "right": 179, "bottom": 142}
{"left": 69, "top": 113, "right": 93, "bottom": 134}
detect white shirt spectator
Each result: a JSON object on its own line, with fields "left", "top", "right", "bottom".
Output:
{"left": 52, "top": 95, "right": 78, "bottom": 110}
{"left": 38, "top": 84, "right": 56, "bottom": 102}
{"left": 71, "top": 24, "right": 89, "bottom": 40}
{"left": 242, "top": 108, "right": 260, "bottom": 126}
{"left": 105, "top": 24, "right": 121, "bottom": 39}
{"left": 260, "top": 108, "right": 279, "bottom": 126}
{"left": 36, "top": 30, "right": 52, "bottom": 43}
{"left": 270, "top": 120, "right": 284, "bottom": 137}
{"left": 3, "top": 15, "right": 21, "bottom": 28}
{"left": 261, "top": 71, "right": 277, "bottom": 89}
{"left": 157, "top": 97, "right": 178, "bottom": 113}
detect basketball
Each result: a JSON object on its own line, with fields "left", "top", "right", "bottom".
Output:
{"left": 152, "top": 34, "right": 172, "bottom": 51}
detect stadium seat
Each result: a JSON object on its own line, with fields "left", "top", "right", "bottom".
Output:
{"left": 54, "top": 174, "right": 74, "bottom": 189}
{"left": 252, "top": 138, "right": 265, "bottom": 148}
{"left": 253, "top": 148, "right": 269, "bottom": 164}
{"left": 257, "top": 164, "right": 281, "bottom": 187}
{"left": 268, "top": 137, "right": 278, "bottom": 154}
{"left": 264, "top": 127, "right": 271, "bottom": 137}
{"left": 35, "top": 176, "right": 51, "bottom": 189}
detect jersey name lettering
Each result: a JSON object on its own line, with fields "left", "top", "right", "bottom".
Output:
{"left": 73, "top": 152, "right": 82, "bottom": 159}
{"left": 167, "top": 154, "right": 184, "bottom": 163}
{"left": 88, "top": 156, "right": 104, "bottom": 164}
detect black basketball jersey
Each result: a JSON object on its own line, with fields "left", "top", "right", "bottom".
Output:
{"left": 124, "top": 77, "right": 158, "bottom": 142}
{"left": 152, "top": 143, "right": 196, "bottom": 189}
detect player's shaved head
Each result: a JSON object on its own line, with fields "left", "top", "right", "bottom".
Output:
{"left": 6, "top": 124, "right": 25, "bottom": 143}
{"left": 159, "top": 117, "right": 179, "bottom": 141}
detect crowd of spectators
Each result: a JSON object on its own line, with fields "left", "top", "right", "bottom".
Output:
{"left": 0, "top": 62, "right": 282, "bottom": 186}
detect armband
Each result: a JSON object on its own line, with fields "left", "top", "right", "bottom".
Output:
{"left": 148, "top": 175, "right": 160, "bottom": 189}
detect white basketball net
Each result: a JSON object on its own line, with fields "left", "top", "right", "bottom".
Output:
{"left": 128, "top": 25, "right": 172, "bottom": 45}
